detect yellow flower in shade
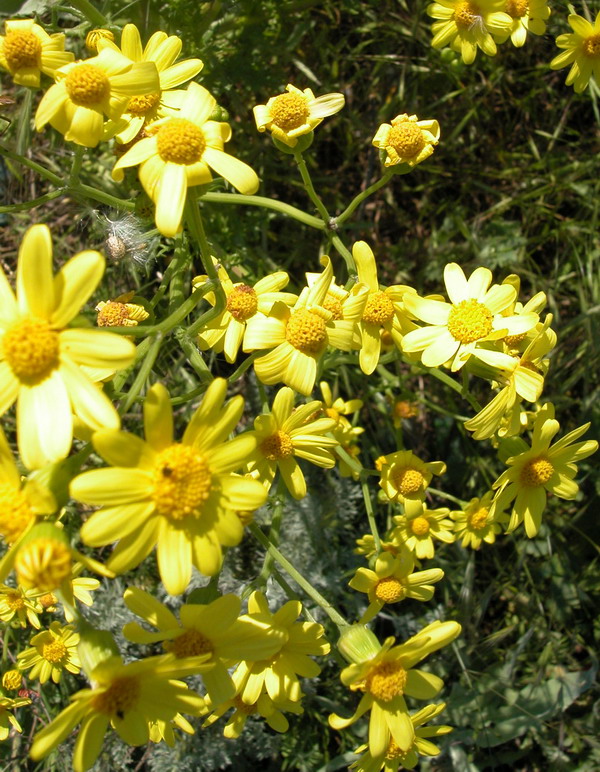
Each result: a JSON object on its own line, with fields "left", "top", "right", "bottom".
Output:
{"left": 112, "top": 81, "right": 259, "bottom": 237}
{"left": 350, "top": 703, "right": 452, "bottom": 772}
{"left": 0, "top": 694, "right": 30, "bottom": 741}
{"left": 253, "top": 83, "right": 345, "bottom": 147}
{"left": 355, "top": 533, "right": 402, "bottom": 561}
{"left": 96, "top": 291, "right": 149, "bottom": 328}
{"left": 35, "top": 47, "right": 160, "bottom": 147}
{"left": 243, "top": 256, "right": 359, "bottom": 395}
{"left": 193, "top": 260, "right": 297, "bottom": 363}
{"left": 550, "top": 12, "right": 600, "bottom": 93}
{"left": 246, "top": 386, "right": 337, "bottom": 499}
{"left": 372, "top": 114, "right": 440, "bottom": 169}
{"left": 495, "top": 0, "right": 550, "bottom": 47}
{"left": 450, "top": 492, "right": 504, "bottom": 549}
{"left": 352, "top": 242, "right": 417, "bottom": 375}
{"left": 0, "top": 224, "right": 135, "bottom": 469}
{"left": 392, "top": 501, "right": 455, "bottom": 560}
{"left": 0, "top": 18, "right": 73, "bottom": 87}
{"left": 2, "top": 669, "right": 22, "bottom": 691}
{"left": 490, "top": 403, "right": 598, "bottom": 538}
{"left": 0, "top": 584, "right": 42, "bottom": 628}
{"left": 85, "top": 29, "right": 114, "bottom": 53}
{"left": 17, "top": 621, "right": 80, "bottom": 683}
{"left": 392, "top": 399, "right": 419, "bottom": 428}
{"left": 97, "top": 23, "right": 204, "bottom": 143}
{"left": 0, "top": 426, "right": 56, "bottom": 545}
{"left": 148, "top": 712, "right": 195, "bottom": 746}
{"left": 427, "top": 0, "right": 513, "bottom": 64}
{"left": 71, "top": 380, "right": 267, "bottom": 594}
{"left": 329, "top": 621, "right": 461, "bottom": 757}
{"left": 402, "top": 263, "right": 538, "bottom": 372}
{"left": 122, "top": 588, "right": 285, "bottom": 705}
{"left": 349, "top": 550, "right": 445, "bottom": 624}
{"left": 378, "top": 450, "right": 446, "bottom": 504}
{"left": 29, "top": 654, "right": 208, "bottom": 772}
{"left": 319, "top": 380, "right": 363, "bottom": 427}
{"left": 233, "top": 591, "right": 330, "bottom": 705}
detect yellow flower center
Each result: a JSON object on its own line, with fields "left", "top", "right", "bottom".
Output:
{"left": 392, "top": 466, "right": 424, "bottom": 497}
{"left": 233, "top": 695, "right": 257, "bottom": 714}
{"left": 227, "top": 285, "right": 258, "bottom": 321}
{"left": 42, "top": 639, "right": 67, "bottom": 664}
{"left": 582, "top": 34, "right": 600, "bottom": 58}
{"left": 520, "top": 456, "right": 554, "bottom": 487}
{"left": 386, "top": 738, "right": 409, "bottom": 760}
{"left": 0, "top": 484, "right": 34, "bottom": 544}
{"left": 393, "top": 400, "right": 417, "bottom": 420}
{"left": 260, "top": 430, "right": 294, "bottom": 461}
{"left": 165, "top": 629, "right": 214, "bottom": 658}
{"left": 453, "top": 1, "right": 481, "bottom": 28}
{"left": 375, "top": 577, "right": 406, "bottom": 603}
{"left": 322, "top": 294, "right": 343, "bottom": 320}
{"left": 97, "top": 301, "right": 130, "bottom": 327}
{"left": 362, "top": 291, "right": 395, "bottom": 326}
{"left": 2, "top": 670, "right": 22, "bottom": 691}
{"left": 127, "top": 91, "right": 161, "bottom": 116}
{"left": 91, "top": 676, "right": 141, "bottom": 718}
{"left": 468, "top": 506, "right": 489, "bottom": 531}
{"left": 447, "top": 299, "right": 493, "bottom": 344}
{"left": 39, "top": 592, "right": 57, "bottom": 608}
{"left": 269, "top": 92, "right": 310, "bottom": 132}
{"left": 3, "top": 29, "right": 42, "bottom": 71}
{"left": 387, "top": 122, "right": 425, "bottom": 159}
{"left": 15, "top": 538, "right": 72, "bottom": 592}
{"left": 152, "top": 444, "right": 213, "bottom": 521}
{"left": 365, "top": 659, "right": 407, "bottom": 702}
{"left": 156, "top": 118, "right": 206, "bottom": 164}
{"left": 505, "top": 0, "right": 528, "bottom": 17}
{"left": 2, "top": 318, "right": 60, "bottom": 383}
{"left": 504, "top": 332, "right": 526, "bottom": 347}
{"left": 65, "top": 64, "right": 110, "bottom": 107}
{"left": 5, "top": 592, "right": 24, "bottom": 611}
{"left": 411, "top": 516, "right": 431, "bottom": 536}
{"left": 285, "top": 309, "right": 328, "bottom": 354}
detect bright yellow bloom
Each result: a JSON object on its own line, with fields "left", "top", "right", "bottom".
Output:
{"left": 122, "top": 588, "right": 284, "bottom": 704}
{"left": 490, "top": 403, "right": 598, "bottom": 537}
{"left": 2, "top": 669, "right": 22, "bottom": 691}
{"left": 113, "top": 81, "right": 259, "bottom": 237}
{"left": 96, "top": 291, "right": 149, "bottom": 328}
{"left": 0, "top": 225, "right": 135, "bottom": 469}
{"left": 372, "top": 114, "right": 440, "bottom": 169}
{"left": 29, "top": 654, "right": 208, "bottom": 771}
{"left": 253, "top": 83, "right": 345, "bottom": 147}
{"left": 85, "top": 29, "right": 114, "bottom": 53}
{"left": 35, "top": 47, "right": 159, "bottom": 147}
{"left": 71, "top": 380, "right": 267, "bottom": 594}
{"left": 550, "top": 12, "right": 600, "bottom": 93}
{"left": 243, "top": 256, "right": 360, "bottom": 395}
{"left": 17, "top": 621, "right": 80, "bottom": 683}
{"left": 352, "top": 242, "right": 416, "bottom": 375}
{"left": 427, "top": 0, "right": 513, "bottom": 64}
{"left": 402, "top": 263, "right": 538, "bottom": 372}
{"left": 495, "top": 0, "right": 550, "bottom": 47}
{"left": 246, "top": 386, "right": 337, "bottom": 499}
{"left": 0, "top": 584, "right": 43, "bottom": 628}
{"left": 193, "top": 260, "right": 297, "bottom": 363}
{"left": 349, "top": 550, "right": 444, "bottom": 623}
{"left": 392, "top": 501, "right": 455, "bottom": 560}
{"left": 379, "top": 450, "right": 446, "bottom": 504}
{"left": 329, "top": 621, "right": 461, "bottom": 757}
{"left": 450, "top": 492, "right": 504, "bottom": 549}
{"left": 0, "top": 18, "right": 73, "bottom": 87}
{"left": 97, "top": 23, "right": 204, "bottom": 143}
{"left": 0, "top": 694, "right": 30, "bottom": 741}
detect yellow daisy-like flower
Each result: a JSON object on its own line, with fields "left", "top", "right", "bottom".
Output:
{"left": 550, "top": 12, "right": 600, "bottom": 94}
{"left": 243, "top": 256, "right": 360, "bottom": 395}
{"left": 96, "top": 291, "right": 150, "bottom": 329}
{"left": 253, "top": 83, "right": 345, "bottom": 147}
{"left": 97, "top": 23, "right": 204, "bottom": 143}
{"left": 329, "top": 621, "right": 461, "bottom": 757}
{"left": 0, "top": 584, "right": 42, "bottom": 628}
{"left": 71, "top": 380, "right": 267, "bottom": 595}
{"left": 372, "top": 114, "right": 440, "bottom": 169}
{"left": 355, "top": 532, "right": 403, "bottom": 560}
{"left": 193, "top": 260, "right": 297, "bottom": 363}
{"left": 233, "top": 591, "right": 330, "bottom": 705}
{"left": 35, "top": 47, "right": 159, "bottom": 147}
{"left": 122, "top": 588, "right": 284, "bottom": 705}
{"left": 29, "top": 654, "right": 208, "bottom": 772}
{"left": 392, "top": 501, "right": 455, "bottom": 560}
{"left": 0, "top": 694, "right": 30, "bottom": 741}
{"left": 112, "top": 81, "right": 259, "bottom": 237}
{"left": 490, "top": 403, "right": 598, "bottom": 538}
{"left": 319, "top": 380, "right": 363, "bottom": 428}
{"left": 427, "top": 0, "right": 513, "bottom": 64}
{"left": 378, "top": 450, "right": 446, "bottom": 504}
{"left": 246, "top": 386, "right": 338, "bottom": 499}
{"left": 450, "top": 491, "right": 504, "bottom": 549}
{"left": 352, "top": 242, "right": 417, "bottom": 375}
{"left": 495, "top": 0, "right": 550, "bottom": 47}
{"left": 349, "top": 550, "right": 445, "bottom": 623}
{"left": 0, "top": 18, "right": 73, "bottom": 87}
{"left": 0, "top": 224, "right": 135, "bottom": 470}
{"left": 17, "top": 621, "right": 80, "bottom": 683}
{"left": 402, "top": 263, "right": 538, "bottom": 372}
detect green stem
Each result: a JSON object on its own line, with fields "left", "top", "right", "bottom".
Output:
{"left": 336, "top": 172, "right": 393, "bottom": 225}
{"left": 226, "top": 351, "right": 261, "bottom": 383}
{"left": 111, "top": 336, "right": 151, "bottom": 394}
{"left": 70, "top": 183, "right": 135, "bottom": 211}
{"left": 174, "top": 328, "right": 213, "bottom": 381}
{"left": 361, "top": 479, "right": 381, "bottom": 554}
{"left": 331, "top": 234, "right": 355, "bottom": 275}
{"left": 412, "top": 361, "right": 481, "bottom": 413}
{"left": 118, "top": 335, "right": 162, "bottom": 414}
{"left": 249, "top": 522, "right": 349, "bottom": 631}
{"left": 0, "top": 189, "right": 63, "bottom": 213}
{"left": 256, "top": 478, "right": 286, "bottom": 588}
{"left": 428, "top": 487, "right": 466, "bottom": 507}
{"left": 0, "top": 144, "right": 62, "bottom": 186}
{"left": 67, "top": 0, "right": 107, "bottom": 25}
{"left": 69, "top": 146, "right": 85, "bottom": 185}
{"left": 293, "top": 149, "right": 332, "bottom": 224}
{"left": 201, "top": 192, "right": 325, "bottom": 230}
{"left": 168, "top": 233, "right": 189, "bottom": 315}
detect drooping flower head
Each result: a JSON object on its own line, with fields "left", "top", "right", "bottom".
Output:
{"left": 550, "top": 12, "right": 600, "bottom": 93}
{"left": 0, "top": 18, "right": 73, "bottom": 87}
{"left": 372, "top": 114, "right": 440, "bottom": 169}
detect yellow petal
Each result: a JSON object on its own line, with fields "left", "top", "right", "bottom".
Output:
{"left": 51, "top": 250, "right": 105, "bottom": 329}
{"left": 17, "top": 225, "right": 54, "bottom": 319}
